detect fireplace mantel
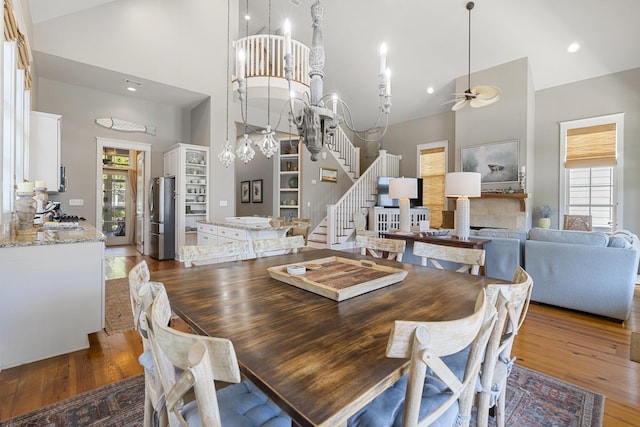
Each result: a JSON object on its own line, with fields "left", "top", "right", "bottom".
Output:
{"left": 449, "top": 193, "right": 528, "bottom": 212}
{"left": 478, "top": 193, "right": 528, "bottom": 212}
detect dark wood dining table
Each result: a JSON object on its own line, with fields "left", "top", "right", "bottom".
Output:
{"left": 151, "top": 248, "right": 501, "bottom": 426}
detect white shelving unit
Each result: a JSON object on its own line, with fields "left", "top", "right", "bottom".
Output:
{"left": 275, "top": 138, "right": 301, "bottom": 219}
{"left": 164, "top": 143, "right": 209, "bottom": 251}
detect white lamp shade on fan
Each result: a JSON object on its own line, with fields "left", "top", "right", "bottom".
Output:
{"left": 445, "top": 172, "right": 481, "bottom": 197}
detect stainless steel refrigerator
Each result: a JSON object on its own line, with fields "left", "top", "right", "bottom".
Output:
{"left": 149, "top": 176, "right": 176, "bottom": 260}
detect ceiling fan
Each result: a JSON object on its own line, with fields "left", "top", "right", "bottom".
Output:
{"left": 452, "top": 2, "right": 501, "bottom": 112}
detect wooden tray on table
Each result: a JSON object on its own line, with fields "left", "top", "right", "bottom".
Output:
{"left": 267, "top": 256, "right": 408, "bottom": 301}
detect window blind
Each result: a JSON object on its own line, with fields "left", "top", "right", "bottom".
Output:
{"left": 565, "top": 123, "right": 616, "bottom": 168}
{"left": 4, "top": 0, "right": 32, "bottom": 89}
{"left": 419, "top": 147, "right": 445, "bottom": 228}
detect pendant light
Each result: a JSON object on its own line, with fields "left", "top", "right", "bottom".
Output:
{"left": 218, "top": 0, "right": 236, "bottom": 167}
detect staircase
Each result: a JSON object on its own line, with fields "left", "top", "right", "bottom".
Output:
{"left": 308, "top": 149, "right": 401, "bottom": 249}
{"left": 234, "top": 33, "right": 402, "bottom": 247}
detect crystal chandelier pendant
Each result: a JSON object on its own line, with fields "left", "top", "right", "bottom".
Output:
{"left": 259, "top": 125, "right": 278, "bottom": 158}
{"left": 236, "top": 134, "right": 255, "bottom": 164}
{"left": 217, "top": 140, "right": 236, "bottom": 167}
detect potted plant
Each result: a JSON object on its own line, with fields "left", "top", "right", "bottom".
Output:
{"left": 534, "top": 205, "right": 552, "bottom": 228}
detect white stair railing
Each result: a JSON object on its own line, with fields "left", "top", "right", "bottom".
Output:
{"left": 234, "top": 35, "right": 309, "bottom": 84}
{"left": 326, "top": 150, "right": 401, "bottom": 245}
{"left": 328, "top": 126, "right": 360, "bottom": 180}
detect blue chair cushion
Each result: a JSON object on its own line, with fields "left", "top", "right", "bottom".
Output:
{"left": 183, "top": 380, "right": 291, "bottom": 427}
{"left": 347, "top": 374, "right": 459, "bottom": 427}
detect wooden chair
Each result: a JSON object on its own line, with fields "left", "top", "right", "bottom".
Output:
{"left": 413, "top": 241, "right": 486, "bottom": 275}
{"left": 355, "top": 235, "right": 406, "bottom": 261}
{"left": 289, "top": 218, "right": 311, "bottom": 244}
{"left": 253, "top": 235, "right": 305, "bottom": 258}
{"left": 127, "top": 265, "right": 168, "bottom": 427}
{"left": 147, "top": 288, "right": 291, "bottom": 427}
{"left": 473, "top": 267, "right": 533, "bottom": 427}
{"left": 348, "top": 290, "right": 497, "bottom": 427}
{"left": 177, "top": 240, "right": 249, "bottom": 268}
{"left": 353, "top": 211, "right": 377, "bottom": 237}
{"left": 563, "top": 214, "right": 592, "bottom": 231}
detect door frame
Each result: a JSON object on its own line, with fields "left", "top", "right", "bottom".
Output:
{"left": 96, "top": 137, "right": 152, "bottom": 254}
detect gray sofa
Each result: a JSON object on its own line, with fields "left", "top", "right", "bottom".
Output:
{"left": 525, "top": 228, "right": 640, "bottom": 320}
{"left": 472, "top": 228, "right": 528, "bottom": 282}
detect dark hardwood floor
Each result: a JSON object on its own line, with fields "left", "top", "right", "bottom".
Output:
{"left": 1, "top": 245, "right": 638, "bottom": 425}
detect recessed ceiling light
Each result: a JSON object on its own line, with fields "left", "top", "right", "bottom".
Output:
{"left": 567, "top": 43, "right": 580, "bottom": 53}
{"left": 244, "top": 14, "right": 250, "bottom": 20}
{"left": 124, "top": 78, "right": 142, "bottom": 92}
{"left": 427, "top": 87, "right": 434, "bottom": 94}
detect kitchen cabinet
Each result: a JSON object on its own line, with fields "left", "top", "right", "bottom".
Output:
{"left": 163, "top": 143, "right": 209, "bottom": 253}
{"left": 29, "top": 111, "right": 61, "bottom": 192}
{"left": 0, "top": 224, "right": 105, "bottom": 369}
{"left": 275, "top": 138, "right": 301, "bottom": 219}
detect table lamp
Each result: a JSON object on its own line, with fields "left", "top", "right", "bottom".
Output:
{"left": 445, "top": 172, "right": 481, "bottom": 240}
{"left": 389, "top": 177, "right": 418, "bottom": 232}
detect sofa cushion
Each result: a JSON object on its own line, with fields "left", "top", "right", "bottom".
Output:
{"left": 476, "top": 228, "right": 528, "bottom": 243}
{"left": 608, "top": 230, "right": 640, "bottom": 249}
{"left": 528, "top": 227, "right": 609, "bottom": 247}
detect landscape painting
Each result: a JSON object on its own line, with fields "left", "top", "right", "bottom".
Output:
{"left": 461, "top": 140, "right": 519, "bottom": 183}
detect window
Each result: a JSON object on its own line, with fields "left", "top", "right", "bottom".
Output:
{"left": 560, "top": 114, "right": 623, "bottom": 232}
{"left": 417, "top": 141, "right": 447, "bottom": 228}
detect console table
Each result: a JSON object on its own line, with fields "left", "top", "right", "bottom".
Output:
{"left": 368, "top": 207, "right": 430, "bottom": 235}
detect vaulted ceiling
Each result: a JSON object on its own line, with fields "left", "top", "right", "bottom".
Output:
{"left": 26, "top": 0, "right": 640, "bottom": 128}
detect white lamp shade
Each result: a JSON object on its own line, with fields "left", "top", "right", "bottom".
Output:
{"left": 389, "top": 178, "right": 418, "bottom": 199}
{"left": 445, "top": 172, "right": 481, "bottom": 197}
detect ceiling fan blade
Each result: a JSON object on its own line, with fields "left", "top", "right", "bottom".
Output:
{"left": 470, "top": 95, "right": 500, "bottom": 108}
{"left": 470, "top": 85, "right": 501, "bottom": 100}
{"left": 451, "top": 98, "right": 471, "bottom": 111}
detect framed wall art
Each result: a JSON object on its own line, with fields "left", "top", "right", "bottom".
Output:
{"left": 251, "top": 179, "right": 263, "bottom": 203}
{"left": 240, "top": 180, "right": 250, "bottom": 203}
{"left": 461, "top": 139, "right": 519, "bottom": 184}
{"left": 320, "top": 167, "right": 338, "bottom": 183}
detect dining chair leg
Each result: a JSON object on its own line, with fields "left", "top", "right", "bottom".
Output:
{"left": 495, "top": 376, "right": 507, "bottom": 427}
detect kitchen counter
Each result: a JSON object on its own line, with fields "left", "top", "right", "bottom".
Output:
{"left": 0, "top": 221, "right": 105, "bottom": 248}
{"left": 0, "top": 221, "right": 105, "bottom": 369}
{"left": 198, "top": 218, "right": 291, "bottom": 231}
{"left": 196, "top": 219, "right": 292, "bottom": 260}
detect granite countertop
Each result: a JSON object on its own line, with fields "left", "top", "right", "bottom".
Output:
{"left": 0, "top": 221, "right": 106, "bottom": 248}
{"left": 198, "top": 219, "right": 291, "bottom": 231}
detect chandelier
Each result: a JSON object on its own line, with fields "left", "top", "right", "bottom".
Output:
{"left": 226, "top": 0, "right": 392, "bottom": 165}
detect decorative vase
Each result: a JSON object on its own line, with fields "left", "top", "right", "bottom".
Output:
{"left": 15, "top": 192, "right": 37, "bottom": 234}
{"left": 538, "top": 217, "right": 551, "bottom": 229}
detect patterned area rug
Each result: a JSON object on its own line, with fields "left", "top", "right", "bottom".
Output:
{"left": 0, "top": 375, "right": 144, "bottom": 427}
{"left": 0, "top": 365, "right": 604, "bottom": 426}
{"left": 473, "top": 364, "right": 605, "bottom": 427}
{"left": 104, "top": 278, "right": 134, "bottom": 335}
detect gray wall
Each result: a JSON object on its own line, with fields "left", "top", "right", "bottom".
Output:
{"left": 379, "top": 60, "right": 639, "bottom": 237}
{"left": 34, "top": 78, "right": 191, "bottom": 224}
{"left": 534, "top": 67, "right": 640, "bottom": 233}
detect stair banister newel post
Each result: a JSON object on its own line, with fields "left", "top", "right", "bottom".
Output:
{"left": 327, "top": 204, "right": 337, "bottom": 245}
